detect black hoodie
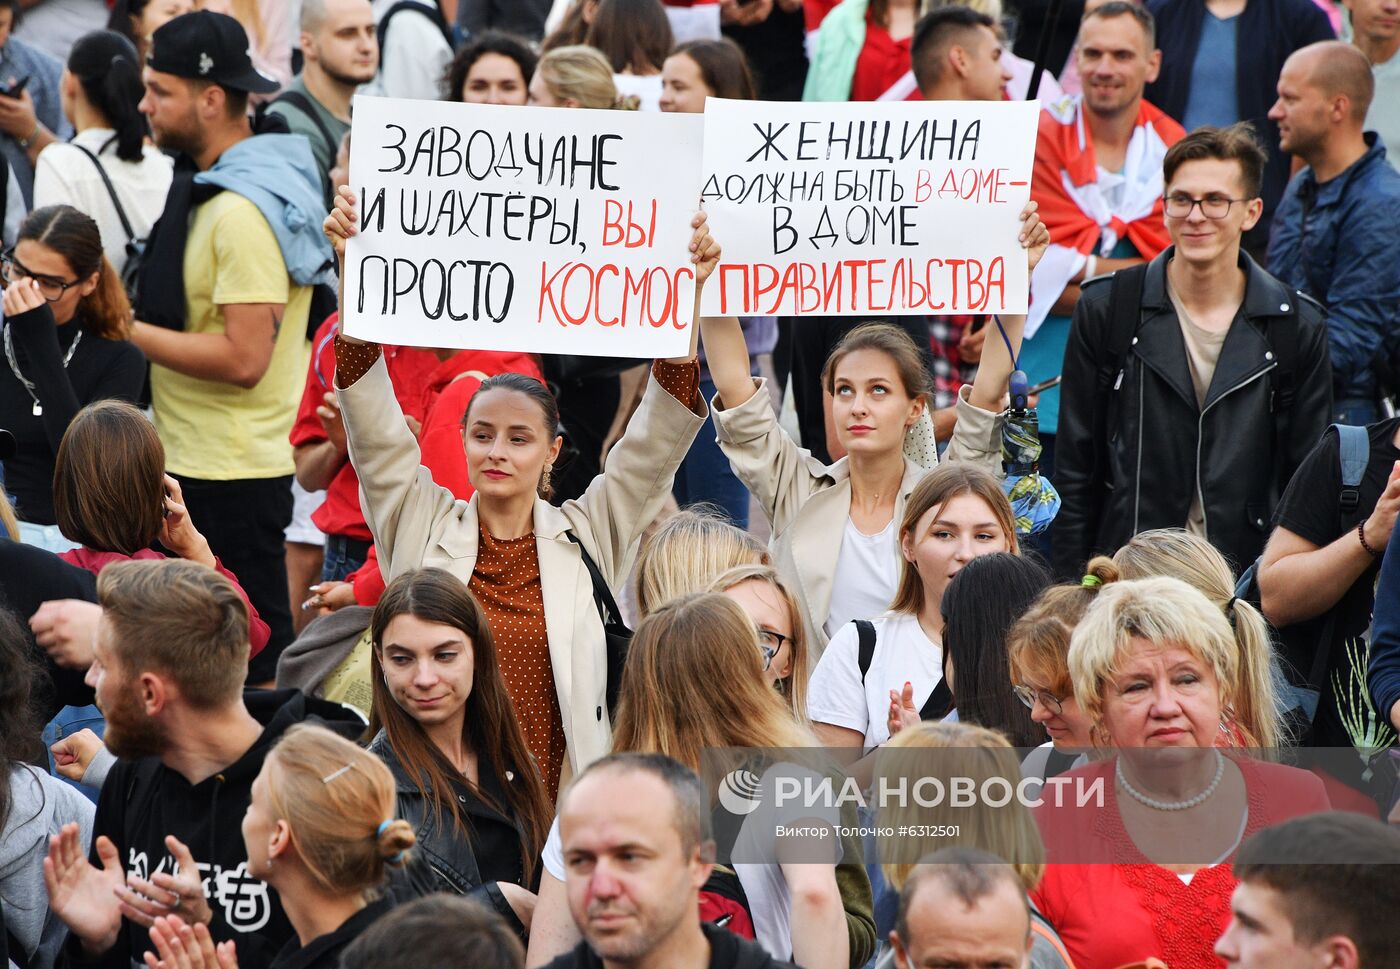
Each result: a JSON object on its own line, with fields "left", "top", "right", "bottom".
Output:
{"left": 67, "top": 689, "right": 365, "bottom": 969}
{"left": 543, "top": 922, "right": 799, "bottom": 969}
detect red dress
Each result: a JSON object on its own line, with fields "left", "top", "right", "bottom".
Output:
{"left": 1032, "top": 756, "right": 1332, "bottom": 969}
{"left": 849, "top": 10, "right": 913, "bottom": 101}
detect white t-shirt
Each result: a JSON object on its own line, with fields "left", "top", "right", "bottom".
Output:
{"left": 807, "top": 612, "right": 942, "bottom": 748}
{"left": 613, "top": 73, "right": 663, "bottom": 112}
{"left": 32, "top": 128, "right": 174, "bottom": 275}
{"left": 823, "top": 516, "right": 899, "bottom": 639}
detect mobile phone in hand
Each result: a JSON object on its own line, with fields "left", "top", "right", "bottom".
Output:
{"left": 0, "top": 76, "right": 30, "bottom": 99}
{"left": 1026, "top": 375, "right": 1061, "bottom": 396}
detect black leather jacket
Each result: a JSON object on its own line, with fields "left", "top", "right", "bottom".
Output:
{"left": 1052, "top": 248, "right": 1332, "bottom": 578}
{"left": 368, "top": 730, "right": 531, "bottom": 934}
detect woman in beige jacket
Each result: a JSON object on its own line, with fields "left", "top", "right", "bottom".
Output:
{"left": 701, "top": 203, "right": 1050, "bottom": 658}
{"left": 324, "top": 188, "right": 716, "bottom": 796}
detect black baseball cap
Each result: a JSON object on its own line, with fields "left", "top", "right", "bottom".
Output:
{"left": 146, "top": 11, "right": 279, "bottom": 95}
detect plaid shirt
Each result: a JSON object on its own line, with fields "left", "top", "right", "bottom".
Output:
{"left": 928, "top": 314, "right": 979, "bottom": 409}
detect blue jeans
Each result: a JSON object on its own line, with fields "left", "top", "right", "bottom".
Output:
{"left": 673, "top": 378, "right": 751, "bottom": 528}
{"left": 321, "top": 534, "right": 370, "bottom": 583}
{"left": 43, "top": 705, "right": 106, "bottom": 804}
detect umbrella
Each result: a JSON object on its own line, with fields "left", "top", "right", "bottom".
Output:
{"left": 1002, "top": 369, "right": 1061, "bottom": 537}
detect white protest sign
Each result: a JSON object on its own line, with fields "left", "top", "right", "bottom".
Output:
{"left": 698, "top": 98, "right": 1039, "bottom": 318}
{"left": 343, "top": 95, "right": 704, "bottom": 357}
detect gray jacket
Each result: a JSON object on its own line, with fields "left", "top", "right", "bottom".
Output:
{"left": 2, "top": 766, "right": 93, "bottom": 969}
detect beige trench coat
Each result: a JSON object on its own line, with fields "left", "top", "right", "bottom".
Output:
{"left": 712, "top": 380, "right": 1003, "bottom": 658}
{"left": 339, "top": 356, "right": 706, "bottom": 774}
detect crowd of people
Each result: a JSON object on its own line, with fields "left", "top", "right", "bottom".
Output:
{"left": 1, "top": 0, "right": 1400, "bottom": 967}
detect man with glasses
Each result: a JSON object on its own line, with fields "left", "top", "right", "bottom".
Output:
{"left": 1054, "top": 122, "right": 1332, "bottom": 578}
{"left": 1267, "top": 40, "right": 1400, "bottom": 427}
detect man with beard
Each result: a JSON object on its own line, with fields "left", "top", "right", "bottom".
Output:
{"left": 546, "top": 753, "right": 798, "bottom": 969}
{"left": 43, "top": 559, "right": 361, "bottom": 969}
{"left": 268, "top": 0, "right": 378, "bottom": 207}
{"left": 127, "top": 12, "right": 333, "bottom": 685}
{"left": 1020, "top": 1, "right": 1184, "bottom": 533}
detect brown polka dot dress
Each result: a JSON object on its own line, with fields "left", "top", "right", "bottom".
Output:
{"left": 469, "top": 526, "right": 566, "bottom": 801}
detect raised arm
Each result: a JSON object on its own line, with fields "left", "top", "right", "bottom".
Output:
{"left": 700, "top": 314, "right": 758, "bottom": 409}
{"left": 965, "top": 201, "right": 1049, "bottom": 411}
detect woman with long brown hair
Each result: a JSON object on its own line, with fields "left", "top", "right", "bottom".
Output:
{"left": 366, "top": 569, "right": 552, "bottom": 935}
{"left": 527, "top": 593, "right": 873, "bottom": 969}
{"left": 0, "top": 204, "right": 144, "bottom": 548}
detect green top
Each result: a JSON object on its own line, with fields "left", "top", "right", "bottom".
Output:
{"left": 265, "top": 76, "right": 349, "bottom": 206}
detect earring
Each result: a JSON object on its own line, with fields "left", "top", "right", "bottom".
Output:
{"left": 541, "top": 464, "right": 553, "bottom": 490}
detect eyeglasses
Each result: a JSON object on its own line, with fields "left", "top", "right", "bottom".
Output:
{"left": 757, "top": 628, "right": 789, "bottom": 672}
{"left": 1013, "top": 684, "right": 1064, "bottom": 715}
{"left": 1162, "top": 194, "right": 1249, "bottom": 220}
{"left": 0, "top": 251, "right": 83, "bottom": 302}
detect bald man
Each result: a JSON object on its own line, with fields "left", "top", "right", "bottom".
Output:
{"left": 1267, "top": 40, "right": 1400, "bottom": 431}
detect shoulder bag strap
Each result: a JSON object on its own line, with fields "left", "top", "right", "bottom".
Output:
{"left": 273, "top": 90, "right": 340, "bottom": 164}
{"left": 71, "top": 142, "right": 135, "bottom": 242}
{"left": 565, "top": 531, "right": 624, "bottom": 627}
{"left": 855, "top": 619, "right": 876, "bottom": 684}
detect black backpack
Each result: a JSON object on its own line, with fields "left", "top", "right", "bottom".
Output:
{"left": 853, "top": 619, "right": 952, "bottom": 722}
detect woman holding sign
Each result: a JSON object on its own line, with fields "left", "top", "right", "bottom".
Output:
{"left": 700, "top": 205, "right": 1049, "bottom": 657}
{"left": 323, "top": 186, "right": 714, "bottom": 801}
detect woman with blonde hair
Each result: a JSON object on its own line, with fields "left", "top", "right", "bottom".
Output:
{"left": 873, "top": 721, "right": 1071, "bottom": 969}
{"left": 809, "top": 463, "right": 1018, "bottom": 748}
{"left": 1110, "top": 529, "right": 1282, "bottom": 748}
{"left": 528, "top": 593, "right": 874, "bottom": 969}
{"left": 1033, "top": 577, "right": 1331, "bottom": 969}
{"left": 141, "top": 723, "right": 416, "bottom": 969}
{"left": 634, "top": 507, "right": 768, "bottom": 619}
{"left": 528, "top": 45, "right": 638, "bottom": 109}
{"left": 711, "top": 563, "right": 810, "bottom": 722}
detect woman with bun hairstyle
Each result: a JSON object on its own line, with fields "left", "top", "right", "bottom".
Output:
{"left": 527, "top": 45, "right": 638, "bottom": 109}
{"left": 141, "top": 723, "right": 415, "bottom": 969}
{"left": 700, "top": 213, "right": 1049, "bottom": 656}
{"left": 1007, "top": 568, "right": 1112, "bottom": 782}
{"left": 34, "top": 30, "right": 173, "bottom": 274}
{"left": 324, "top": 188, "right": 715, "bottom": 799}
{"left": 365, "top": 569, "right": 552, "bottom": 933}
{"left": 0, "top": 205, "right": 145, "bottom": 546}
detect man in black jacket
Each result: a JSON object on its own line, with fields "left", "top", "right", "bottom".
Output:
{"left": 546, "top": 753, "right": 797, "bottom": 969}
{"left": 42, "top": 559, "right": 363, "bottom": 969}
{"left": 1053, "top": 122, "right": 1331, "bottom": 579}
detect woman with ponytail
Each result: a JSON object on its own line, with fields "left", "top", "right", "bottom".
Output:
{"left": 141, "top": 723, "right": 414, "bottom": 969}
{"left": 33, "top": 31, "right": 173, "bottom": 274}
{"left": 0, "top": 204, "right": 144, "bottom": 548}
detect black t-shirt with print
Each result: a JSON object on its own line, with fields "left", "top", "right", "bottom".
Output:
{"left": 1271, "top": 418, "right": 1400, "bottom": 747}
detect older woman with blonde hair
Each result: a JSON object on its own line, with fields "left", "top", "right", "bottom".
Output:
{"left": 1032, "top": 577, "right": 1331, "bottom": 969}
{"left": 1111, "top": 530, "right": 1283, "bottom": 747}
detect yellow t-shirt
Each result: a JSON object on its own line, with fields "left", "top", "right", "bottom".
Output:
{"left": 151, "top": 192, "right": 312, "bottom": 479}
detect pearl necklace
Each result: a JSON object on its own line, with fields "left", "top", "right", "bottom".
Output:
{"left": 1115, "top": 749, "right": 1225, "bottom": 811}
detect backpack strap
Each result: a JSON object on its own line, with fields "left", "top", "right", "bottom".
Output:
{"left": 1334, "top": 422, "right": 1369, "bottom": 516}
{"left": 1030, "top": 907, "right": 1074, "bottom": 967}
{"left": 377, "top": 1, "right": 455, "bottom": 67}
{"left": 917, "top": 678, "right": 953, "bottom": 721}
{"left": 1092, "top": 265, "right": 1148, "bottom": 483}
{"left": 271, "top": 90, "right": 340, "bottom": 166}
{"left": 855, "top": 619, "right": 876, "bottom": 684}
{"left": 71, "top": 142, "right": 135, "bottom": 242}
